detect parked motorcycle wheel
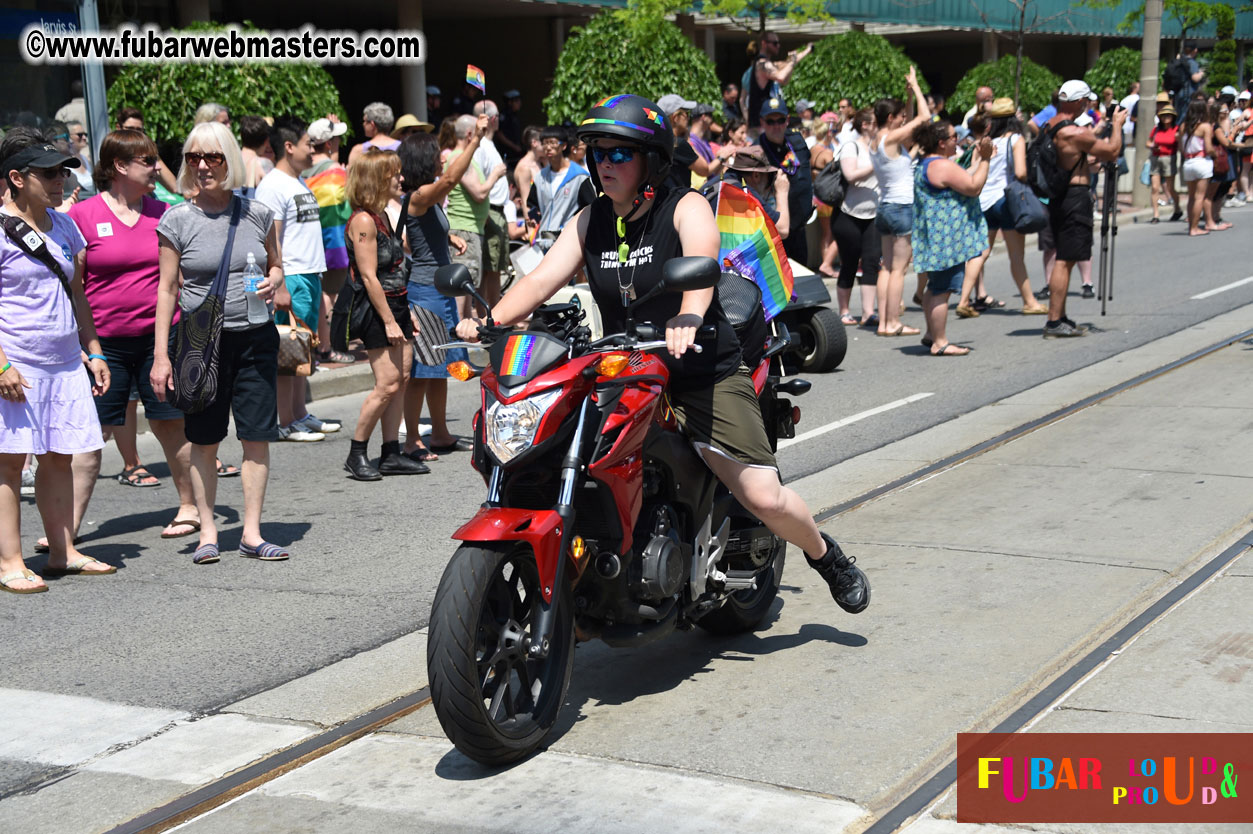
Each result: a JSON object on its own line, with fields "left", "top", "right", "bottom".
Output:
{"left": 792, "top": 307, "right": 846, "bottom": 373}
{"left": 427, "top": 543, "right": 575, "bottom": 765}
{"left": 695, "top": 538, "right": 785, "bottom": 635}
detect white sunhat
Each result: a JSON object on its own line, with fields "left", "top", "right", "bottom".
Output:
{"left": 307, "top": 118, "right": 348, "bottom": 144}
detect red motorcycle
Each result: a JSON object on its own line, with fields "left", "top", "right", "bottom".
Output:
{"left": 427, "top": 257, "right": 810, "bottom": 765}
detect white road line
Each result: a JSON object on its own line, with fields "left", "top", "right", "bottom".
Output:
{"left": 777, "top": 392, "right": 934, "bottom": 450}
{"left": 1191, "top": 275, "right": 1253, "bottom": 300}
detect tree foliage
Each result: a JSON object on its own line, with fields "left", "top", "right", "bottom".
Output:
{"left": 1084, "top": 47, "right": 1143, "bottom": 97}
{"left": 543, "top": 11, "right": 720, "bottom": 125}
{"left": 786, "top": 31, "right": 929, "bottom": 112}
{"left": 630, "top": 0, "right": 833, "bottom": 37}
{"left": 106, "top": 22, "right": 346, "bottom": 145}
{"left": 950, "top": 54, "right": 1062, "bottom": 115}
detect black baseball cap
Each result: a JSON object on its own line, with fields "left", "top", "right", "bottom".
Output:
{"left": 2, "top": 142, "right": 80, "bottom": 175}
{"left": 760, "top": 96, "right": 789, "bottom": 118}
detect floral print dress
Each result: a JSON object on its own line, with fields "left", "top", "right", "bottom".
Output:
{"left": 912, "top": 157, "right": 988, "bottom": 274}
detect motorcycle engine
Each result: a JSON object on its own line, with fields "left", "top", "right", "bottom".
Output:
{"left": 633, "top": 507, "right": 684, "bottom": 600}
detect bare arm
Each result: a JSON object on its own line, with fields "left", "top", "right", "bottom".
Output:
{"left": 411, "top": 125, "right": 487, "bottom": 214}
{"left": 665, "top": 192, "right": 721, "bottom": 358}
{"left": 150, "top": 236, "right": 182, "bottom": 399}
{"left": 761, "top": 44, "right": 812, "bottom": 86}
{"left": 882, "top": 67, "right": 931, "bottom": 150}
{"left": 515, "top": 160, "right": 536, "bottom": 211}
{"left": 772, "top": 174, "right": 790, "bottom": 237}
{"left": 71, "top": 250, "right": 109, "bottom": 396}
{"left": 1066, "top": 113, "right": 1126, "bottom": 162}
{"left": 1011, "top": 134, "right": 1027, "bottom": 181}
{"left": 347, "top": 213, "right": 392, "bottom": 322}
{"left": 840, "top": 143, "right": 874, "bottom": 183}
{"left": 460, "top": 156, "right": 505, "bottom": 203}
{"left": 475, "top": 208, "right": 591, "bottom": 329}
{"left": 262, "top": 221, "right": 290, "bottom": 312}
{"left": 928, "top": 138, "right": 992, "bottom": 197}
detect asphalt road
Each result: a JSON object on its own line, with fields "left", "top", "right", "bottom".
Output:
{"left": 5, "top": 205, "right": 1252, "bottom": 798}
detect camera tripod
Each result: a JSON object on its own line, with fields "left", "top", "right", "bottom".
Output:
{"left": 1096, "top": 159, "right": 1118, "bottom": 316}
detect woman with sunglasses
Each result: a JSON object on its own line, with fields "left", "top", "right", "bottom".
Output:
{"left": 54, "top": 130, "right": 201, "bottom": 548}
{"left": 457, "top": 94, "right": 870, "bottom": 617}
{"left": 151, "top": 122, "right": 291, "bottom": 565}
{"left": 0, "top": 127, "right": 114, "bottom": 593}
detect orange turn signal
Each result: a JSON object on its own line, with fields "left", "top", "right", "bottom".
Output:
{"left": 597, "top": 352, "right": 631, "bottom": 378}
{"left": 447, "top": 361, "right": 479, "bottom": 381}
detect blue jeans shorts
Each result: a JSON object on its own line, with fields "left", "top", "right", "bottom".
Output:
{"left": 925, "top": 263, "right": 965, "bottom": 296}
{"left": 875, "top": 202, "right": 914, "bottom": 236}
{"left": 983, "top": 196, "right": 1012, "bottom": 232}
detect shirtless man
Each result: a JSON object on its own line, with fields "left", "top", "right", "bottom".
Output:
{"left": 1043, "top": 80, "right": 1126, "bottom": 338}
{"left": 741, "top": 33, "right": 813, "bottom": 136}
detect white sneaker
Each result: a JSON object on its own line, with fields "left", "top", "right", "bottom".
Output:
{"left": 20, "top": 468, "right": 35, "bottom": 496}
{"left": 291, "top": 414, "right": 341, "bottom": 434}
{"left": 277, "top": 424, "right": 324, "bottom": 442}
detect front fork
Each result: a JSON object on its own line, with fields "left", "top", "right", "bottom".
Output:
{"left": 528, "top": 398, "right": 593, "bottom": 659}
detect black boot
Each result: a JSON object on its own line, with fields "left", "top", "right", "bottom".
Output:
{"left": 809, "top": 533, "right": 870, "bottom": 614}
{"left": 344, "top": 440, "right": 382, "bottom": 481}
{"left": 378, "top": 441, "right": 429, "bottom": 475}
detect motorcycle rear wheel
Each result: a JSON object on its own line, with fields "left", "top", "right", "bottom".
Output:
{"left": 696, "top": 537, "right": 786, "bottom": 634}
{"left": 427, "top": 542, "right": 575, "bottom": 765}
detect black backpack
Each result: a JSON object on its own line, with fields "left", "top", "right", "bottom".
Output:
{"left": 1026, "top": 119, "right": 1077, "bottom": 200}
{"left": 1163, "top": 57, "right": 1190, "bottom": 94}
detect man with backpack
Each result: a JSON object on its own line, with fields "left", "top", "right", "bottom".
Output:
{"left": 1036, "top": 80, "right": 1127, "bottom": 338}
{"left": 1165, "top": 43, "right": 1205, "bottom": 115}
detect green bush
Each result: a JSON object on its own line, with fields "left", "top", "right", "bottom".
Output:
{"left": 1209, "top": 5, "right": 1238, "bottom": 91}
{"left": 950, "top": 55, "right": 1062, "bottom": 116}
{"left": 106, "top": 22, "right": 347, "bottom": 145}
{"left": 544, "top": 12, "right": 720, "bottom": 124}
{"left": 1084, "top": 47, "right": 1141, "bottom": 99}
{"left": 786, "top": 30, "right": 928, "bottom": 112}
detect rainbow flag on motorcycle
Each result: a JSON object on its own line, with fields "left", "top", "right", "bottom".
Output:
{"left": 714, "top": 182, "right": 793, "bottom": 321}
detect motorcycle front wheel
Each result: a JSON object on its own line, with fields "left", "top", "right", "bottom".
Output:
{"left": 427, "top": 542, "right": 575, "bottom": 765}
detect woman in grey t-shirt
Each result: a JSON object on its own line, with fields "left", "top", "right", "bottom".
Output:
{"left": 151, "top": 122, "right": 293, "bottom": 565}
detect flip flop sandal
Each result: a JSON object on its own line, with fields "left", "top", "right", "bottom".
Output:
{"left": 239, "top": 541, "right": 290, "bottom": 561}
{"left": 840, "top": 313, "right": 859, "bottom": 326}
{"left": 0, "top": 569, "right": 47, "bottom": 594}
{"left": 161, "top": 518, "right": 201, "bottom": 539}
{"left": 118, "top": 465, "right": 161, "bottom": 487}
{"left": 860, "top": 315, "right": 879, "bottom": 328}
{"left": 34, "top": 536, "right": 81, "bottom": 555}
{"left": 192, "top": 543, "right": 220, "bottom": 565}
{"left": 974, "top": 296, "right": 1005, "bottom": 310}
{"left": 216, "top": 461, "right": 241, "bottom": 477}
{"left": 429, "top": 438, "right": 474, "bottom": 454}
{"left": 931, "top": 343, "right": 971, "bottom": 357}
{"left": 43, "top": 557, "right": 116, "bottom": 576}
{"left": 405, "top": 448, "right": 439, "bottom": 463}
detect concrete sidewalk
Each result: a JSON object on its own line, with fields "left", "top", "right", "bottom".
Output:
{"left": 4, "top": 315, "right": 1249, "bottom": 834}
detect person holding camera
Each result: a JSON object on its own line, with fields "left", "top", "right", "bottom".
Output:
{"left": 1041, "top": 81, "right": 1125, "bottom": 338}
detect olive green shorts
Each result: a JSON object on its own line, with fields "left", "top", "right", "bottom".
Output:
{"left": 670, "top": 367, "right": 778, "bottom": 470}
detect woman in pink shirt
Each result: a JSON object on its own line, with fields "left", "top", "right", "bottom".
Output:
{"left": 66, "top": 129, "right": 201, "bottom": 541}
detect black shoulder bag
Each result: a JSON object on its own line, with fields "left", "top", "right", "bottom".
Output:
{"left": 169, "top": 197, "right": 242, "bottom": 414}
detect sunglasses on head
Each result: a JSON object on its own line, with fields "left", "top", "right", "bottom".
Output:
{"left": 184, "top": 151, "right": 226, "bottom": 168}
{"left": 764, "top": 116, "right": 787, "bottom": 126}
{"left": 591, "top": 146, "right": 638, "bottom": 165}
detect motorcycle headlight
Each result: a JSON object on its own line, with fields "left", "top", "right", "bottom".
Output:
{"left": 484, "top": 388, "right": 563, "bottom": 464}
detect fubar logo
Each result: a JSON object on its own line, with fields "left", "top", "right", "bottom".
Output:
{"left": 956, "top": 733, "right": 1251, "bottom": 824}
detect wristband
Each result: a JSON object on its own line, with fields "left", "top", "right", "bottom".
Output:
{"left": 87, "top": 353, "right": 106, "bottom": 361}
{"left": 0, "top": 362, "right": 10, "bottom": 376}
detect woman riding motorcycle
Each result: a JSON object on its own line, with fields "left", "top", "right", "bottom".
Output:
{"left": 456, "top": 94, "right": 868, "bottom": 614}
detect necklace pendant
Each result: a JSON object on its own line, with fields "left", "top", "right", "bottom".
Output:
{"left": 620, "top": 285, "right": 635, "bottom": 306}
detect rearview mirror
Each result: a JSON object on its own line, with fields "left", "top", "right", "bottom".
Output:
{"left": 434, "top": 264, "right": 475, "bottom": 298}
{"left": 661, "top": 256, "right": 721, "bottom": 293}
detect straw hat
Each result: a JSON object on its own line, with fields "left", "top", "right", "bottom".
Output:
{"left": 986, "top": 97, "right": 1017, "bottom": 118}
{"left": 392, "top": 114, "right": 434, "bottom": 137}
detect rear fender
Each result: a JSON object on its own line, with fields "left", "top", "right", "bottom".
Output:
{"left": 453, "top": 507, "right": 566, "bottom": 602}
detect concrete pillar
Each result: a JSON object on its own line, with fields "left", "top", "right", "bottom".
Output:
{"left": 704, "top": 26, "right": 716, "bottom": 61}
{"left": 982, "top": 31, "right": 997, "bottom": 62}
{"left": 1086, "top": 36, "right": 1101, "bottom": 69}
{"left": 398, "top": 0, "right": 427, "bottom": 121}
{"left": 177, "top": 0, "right": 210, "bottom": 25}
{"left": 552, "top": 17, "right": 566, "bottom": 69}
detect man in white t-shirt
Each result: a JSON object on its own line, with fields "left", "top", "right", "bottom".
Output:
{"left": 472, "top": 100, "right": 510, "bottom": 306}
{"left": 1119, "top": 81, "right": 1140, "bottom": 140}
{"left": 255, "top": 117, "right": 340, "bottom": 441}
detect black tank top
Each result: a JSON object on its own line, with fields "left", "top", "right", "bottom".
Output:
{"left": 583, "top": 187, "right": 741, "bottom": 386}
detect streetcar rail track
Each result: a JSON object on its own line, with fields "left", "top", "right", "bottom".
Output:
{"left": 109, "top": 327, "right": 1253, "bottom": 834}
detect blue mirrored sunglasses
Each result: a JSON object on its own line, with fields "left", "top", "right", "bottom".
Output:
{"left": 591, "top": 146, "right": 637, "bottom": 165}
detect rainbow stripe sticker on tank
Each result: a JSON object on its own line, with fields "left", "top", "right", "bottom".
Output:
{"left": 501, "top": 334, "right": 537, "bottom": 376}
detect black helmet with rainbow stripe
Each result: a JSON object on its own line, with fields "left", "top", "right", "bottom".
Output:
{"left": 577, "top": 94, "right": 674, "bottom": 193}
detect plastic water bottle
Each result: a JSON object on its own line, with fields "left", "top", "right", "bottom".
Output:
{"left": 242, "top": 252, "right": 270, "bottom": 322}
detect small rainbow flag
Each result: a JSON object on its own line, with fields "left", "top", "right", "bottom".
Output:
{"left": 501, "top": 334, "right": 536, "bottom": 376}
{"left": 715, "top": 182, "right": 793, "bottom": 321}
{"left": 466, "top": 64, "right": 485, "bottom": 93}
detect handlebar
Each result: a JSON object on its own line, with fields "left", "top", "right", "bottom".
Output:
{"left": 435, "top": 338, "right": 702, "bottom": 355}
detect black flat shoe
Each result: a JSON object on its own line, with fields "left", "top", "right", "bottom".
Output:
{"left": 429, "top": 437, "right": 473, "bottom": 454}
{"left": 344, "top": 451, "right": 382, "bottom": 481}
{"left": 378, "top": 452, "right": 430, "bottom": 475}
